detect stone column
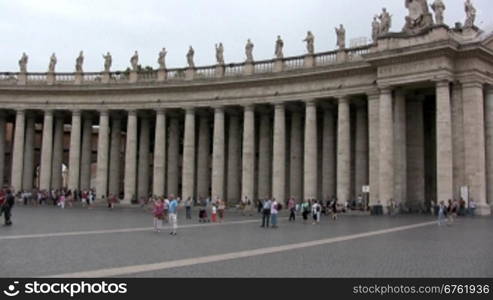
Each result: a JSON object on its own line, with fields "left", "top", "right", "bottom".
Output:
{"left": 241, "top": 105, "right": 255, "bottom": 206}
{"left": 379, "top": 88, "right": 394, "bottom": 208}
{"left": 137, "top": 116, "right": 150, "bottom": 199}
{"left": 152, "top": 109, "right": 166, "bottom": 197}
{"left": 39, "top": 110, "right": 54, "bottom": 191}
{"left": 304, "top": 100, "right": 317, "bottom": 200}
{"left": 272, "top": 103, "right": 286, "bottom": 203}
{"left": 167, "top": 117, "right": 180, "bottom": 197}
{"left": 80, "top": 116, "right": 93, "bottom": 190}
{"left": 368, "top": 93, "right": 380, "bottom": 206}
{"left": 451, "top": 84, "right": 465, "bottom": 201}
{"left": 258, "top": 111, "right": 272, "bottom": 200}
{"left": 355, "top": 104, "right": 369, "bottom": 199}
{"left": 182, "top": 108, "right": 196, "bottom": 201}
{"left": 11, "top": 110, "right": 26, "bottom": 192}
{"left": 486, "top": 86, "right": 493, "bottom": 206}
{"left": 337, "top": 97, "right": 351, "bottom": 204}
{"left": 436, "top": 81, "right": 453, "bottom": 203}
{"left": 51, "top": 116, "right": 64, "bottom": 190}
{"left": 22, "top": 115, "right": 35, "bottom": 191}
{"left": 462, "top": 82, "right": 489, "bottom": 215}
{"left": 393, "top": 90, "right": 406, "bottom": 206}
{"left": 96, "top": 110, "right": 110, "bottom": 200}
{"left": 108, "top": 115, "right": 122, "bottom": 197}
{"left": 322, "top": 108, "right": 336, "bottom": 200}
{"left": 124, "top": 110, "right": 138, "bottom": 203}
{"left": 211, "top": 107, "right": 225, "bottom": 200}
{"left": 196, "top": 115, "right": 211, "bottom": 200}
{"left": 0, "top": 112, "right": 6, "bottom": 187}
{"left": 227, "top": 114, "right": 241, "bottom": 203}
{"left": 406, "top": 98, "right": 425, "bottom": 210}
{"left": 290, "top": 111, "right": 303, "bottom": 201}
{"left": 68, "top": 110, "right": 82, "bottom": 191}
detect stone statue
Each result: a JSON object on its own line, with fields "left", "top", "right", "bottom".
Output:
{"left": 275, "top": 35, "right": 284, "bottom": 59}
{"left": 430, "top": 0, "right": 446, "bottom": 25}
{"left": 215, "top": 43, "right": 224, "bottom": 65}
{"left": 48, "top": 53, "right": 57, "bottom": 73}
{"left": 464, "top": 0, "right": 476, "bottom": 29}
{"left": 19, "top": 53, "right": 28, "bottom": 73}
{"left": 335, "top": 24, "right": 346, "bottom": 49}
{"left": 245, "top": 39, "right": 254, "bottom": 63}
{"left": 103, "top": 52, "right": 112, "bottom": 72}
{"left": 403, "top": 0, "right": 434, "bottom": 34}
{"left": 130, "top": 51, "right": 139, "bottom": 71}
{"left": 372, "top": 15, "right": 381, "bottom": 42}
{"left": 158, "top": 48, "right": 167, "bottom": 70}
{"left": 379, "top": 8, "right": 392, "bottom": 34}
{"left": 75, "top": 51, "right": 84, "bottom": 73}
{"left": 303, "top": 31, "right": 315, "bottom": 55}
{"left": 187, "top": 46, "right": 195, "bottom": 68}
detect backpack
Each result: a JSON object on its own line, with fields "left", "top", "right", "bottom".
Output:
{"left": 277, "top": 203, "right": 282, "bottom": 211}
{"left": 316, "top": 205, "right": 321, "bottom": 212}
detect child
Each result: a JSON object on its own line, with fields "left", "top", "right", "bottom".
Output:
{"left": 152, "top": 198, "right": 165, "bottom": 232}
{"left": 211, "top": 204, "right": 217, "bottom": 223}
{"left": 58, "top": 193, "right": 65, "bottom": 209}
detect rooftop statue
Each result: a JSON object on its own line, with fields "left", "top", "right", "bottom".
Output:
{"left": 379, "top": 8, "right": 392, "bottom": 35}
{"left": 303, "top": 31, "right": 315, "bottom": 55}
{"left": 372, "top": 15, "right": 381, "bottom": 42}
{"left": 48, "top": 53, "right": 57, "bottom": 73}
{"left": 430, "top": 0, "right": 446, "bottom": 25}
{"left": 245, "top": 39, "right": 254, "bottom": 63}
{"left": 130, "top": 51, "right": 139, "bottom": 71}
{"left": 103, "top": 52, "right": 112, "bottom": 72}
{"left": 335, "top": 24, "right": 346, "bottom": 49}
{"left": 75, "top": 51, "right": 84, "bottom": 73}
{"left": 403, "top": 0, "right": 434, "bottom": 34}
{"left": 158, "top": 48, "right": 167, "bottom": 70}
{"left": 187, "top": 46, "right": 195, "bottom": 68}
{"left": 215, "top": 43, "right": 225, "bottom": 65}
{"left": 464, "top": 0, "right": 476, "bottom": 29}
{"left": 275, "top": 36, "right": 284, "bottom": 59}
{"left": 19, "top": 53, "right": 28, "bottom": 73}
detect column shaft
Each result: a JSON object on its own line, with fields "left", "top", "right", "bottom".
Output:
{"left": 272, "top": 104, "right": 286, "bottom": 203}
{"left": 368, "top": 94, "right": 380, "bottom": 206}
{"left": 11, "top": 110, "right": 25, "bottom": 192}
{"left": 304, "top": 101, "right": 317, "bottom": 200}
{"left": 152, "top": 110, "right": 166, "bottom": 197}
{"left": 355, "top": 105, "right": 369, "bottom": 199}
{"left": 167, "top": 117, "right": 180, "bottom": 197}
{"left": 196, "top": 115, "right": 211, "bottom": 200}
{"left": 108, "top": 116, "right": 122, "bottom": 197}
{"left": 406, "top": 98, "right": 425, "bottom": 210}
{"left": 337, "top": 98, "right": 351, "bottom": 204}
{"left": 182, "top": 108, "right": 196, "bottom": 201}
{"left": 124, "top": 111, "right": 138, "bottom": 203}
{"left": 80, "top": 116, "right": 93, "bottom": 190}
{"left": 258, "top": 112, "right": 272, "bottom": 199}
{"left": 452, "top": 84, "right": 465, "bottom": 201}
{"left": 436, "top": 81, "right": 453, "bottom": 203}
{"left": 322, "top": 109, "right": 336, "bottom": 201}
{"left": 68, "top": 111, "right": 82, "bottom": 191}
{"left": 0, "top": 113, "right": 6, "bottom": 187}
{"left": 96, "top": 111, "right": 110, "bottom": 200}
{"left": 211, "top": 107, "right": 225, "bottom": 200}
{"left": 51, "top": 116, "right": 64, "bottom": 190}
{"left": 39, "top": 110, "right": 54, "bottom": 191}
{"left": 486, "top": 86, "right": 493, "bottom": 206}
{"left": 137, "top": 116, "right": 150, "bottom": 199}
{"left": 290, "top": 111, "right": 303, "bottom": 201}
{"left": 227, "top": 114, "right": 241, "bottom": 203}
{"left": 241, "top": 105, "right": 255, "bottom": 206}
{"left": 22, "top": 116, "right": 35, "bottom": 191}
{"left": 393, "top": 91, "right": 406, "bottom": 205}
{"left": 379, "top": 88, "right": 394, "bottom": 208}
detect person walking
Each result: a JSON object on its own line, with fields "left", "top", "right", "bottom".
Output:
{"left": 312, "top": 200, "right": 321, "bottom": 224}
{"left": 185, "top": 197, "right": 192, "bottom": 220}
{"left": 168, "top": 195, "right": 178, "bottom": 236}
{"left": 331, "top": 198, "right": 338, "bottom": 220}
{"left": 261, "top": 199, "right": 272, "bottom": 228}
{"left": 288, "top": 197, "right": 296, "bottom": 222}
{"left": 271, "top": 198, "right": 279, "bottom": 228}
{"left": 2, "top": 189, "right": 15, "bottom": 226}
{"left": 437, "top": 201, "right": 446, "bottom": 226}
{"left": 211, "top": 203, "right": 217, "bottom": 223}
{"left": 217, "top": 199, "right": 226, "bottom": 223}
{"left": 301, "top": 199, "right": 310, "bottom": 224}
{"left": 447, "top": 199, "right": 455, "bottom": 226}
{"left": 468, "top": 198, "right": 476, "bottom": 217}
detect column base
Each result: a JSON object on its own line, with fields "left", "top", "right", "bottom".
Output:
{"left": 369, "top": 205, "right": 390, "bottom": 216}
{"left": 476, "top": 204, "right": 491, "bottom": 216}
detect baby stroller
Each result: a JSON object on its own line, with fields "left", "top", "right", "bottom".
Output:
{"left": 199, "top": 207, "right": 209, "bottom": 222}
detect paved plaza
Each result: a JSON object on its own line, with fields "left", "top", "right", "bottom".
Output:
{"left": 0, "top": 206, "right": 492, "bottom": 278}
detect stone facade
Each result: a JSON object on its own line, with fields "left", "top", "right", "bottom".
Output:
{"left": 0, "top": 10, "right": 492, "bottom": 215}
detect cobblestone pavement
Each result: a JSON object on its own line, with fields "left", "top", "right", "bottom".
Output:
{"left": 0, "top": 205, "right": 491, "bottom": 277}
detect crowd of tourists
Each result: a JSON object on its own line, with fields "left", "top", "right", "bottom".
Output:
{"left": 14, "top": 188, "right": 98, "bottom": 208}
{"left": 436, "top": 198, "right": 477, "bottom": 226}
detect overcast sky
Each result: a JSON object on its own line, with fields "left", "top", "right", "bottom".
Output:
{"left": 0, "top": 0, "right": 491, "bottom": 72}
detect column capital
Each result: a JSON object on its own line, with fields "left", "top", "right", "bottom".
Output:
{"left": 378, "top": 86, "right": 392, "bottom": 95}
{"left": 185, "top": 107, "right": 195, "bottom": 114}
{"left": 485, "top": 85, "right": 493, "bottom": 94}
{"left": 273, "top": 102, "right": 285, "bottom": 110}
{"left": 338, "top": 96, "right": 350, "bottom": 104}
{"left": 462, "top": 81, "right": 484, "bottom": 89}
{"left": 72, "top": 109, "right": 82, "bottom": 116}
{"left": 212, "top": 105, "right": 225, "bottom": 112}
{"left": 435, "top": 80, "right": 451, "bottom": 88}
{"left": 44, "top": 109, "right": 54, "bottom": 116}
{"left": 15, "top": 109, "right": 26, "bottom": 115}
{"left": 243, "top": 104, "right": 255, "bottom": 112}
{"left": 304, "top": 99, "right": 317, "bottom": 107}
{"left": 155, "top": 108, "right": 167, "bottom": 115}
{"left": 127, "top": 109, "right": 138, "bottom": 116}
{"left": 99, "top": 109, "right": 110, "bottom": 117}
